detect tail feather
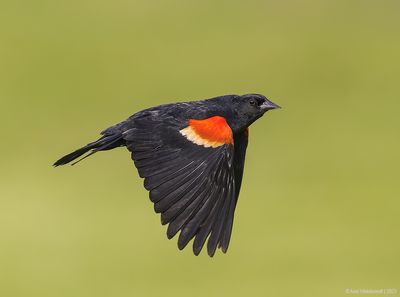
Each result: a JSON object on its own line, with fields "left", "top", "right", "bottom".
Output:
{"left": 53, "top": 134, "right": 124, "bottom": 167}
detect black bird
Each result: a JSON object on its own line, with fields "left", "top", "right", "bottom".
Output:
{"left": 54, "top": 94, "right": 280, "bottom": 256}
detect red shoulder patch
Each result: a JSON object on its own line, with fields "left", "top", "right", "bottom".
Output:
{"left": 180, "top": 116, "right": 233, "bottom": 148}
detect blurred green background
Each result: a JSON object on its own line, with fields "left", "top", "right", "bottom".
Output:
{"left": 1, "top": 0, "right": 399, "bottom": 296}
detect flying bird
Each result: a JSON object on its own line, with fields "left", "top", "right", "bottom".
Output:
{"left": 54, "top": 94, "right": 280, "bottom": 256}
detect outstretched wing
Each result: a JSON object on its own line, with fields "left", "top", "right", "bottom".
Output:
{"left": 123, "top": 112, "right": 243, "bottom": 256}
{"left": 220, "top": 129, "right": 249, "bottom": 251}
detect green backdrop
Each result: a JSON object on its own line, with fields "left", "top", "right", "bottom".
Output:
{"left": 1, "top": 1, "right": 399, "bottom": 296}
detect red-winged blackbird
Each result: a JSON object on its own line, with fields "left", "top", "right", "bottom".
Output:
{"left": 54, "top": 94, "right": 280, "bottom": 256}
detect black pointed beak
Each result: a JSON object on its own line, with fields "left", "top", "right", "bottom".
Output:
{"left": 260, "top": 99, "right": 281, "bottom": 111}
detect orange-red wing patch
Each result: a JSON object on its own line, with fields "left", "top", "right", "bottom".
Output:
{"left": 180, "top": 116, "right": 233, "bottom": 148}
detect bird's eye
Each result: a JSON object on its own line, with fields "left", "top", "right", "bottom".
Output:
{"left": 249, "top": 100, "right": 256, "bottom": 106}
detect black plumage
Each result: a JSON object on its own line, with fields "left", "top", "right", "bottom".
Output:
{"left": 54, "top": 94, "right": 280, "bottom": 256}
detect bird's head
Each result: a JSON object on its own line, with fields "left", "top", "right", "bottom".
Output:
{"left": 225, "top": 94, "right": 280, "bottom": 133}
